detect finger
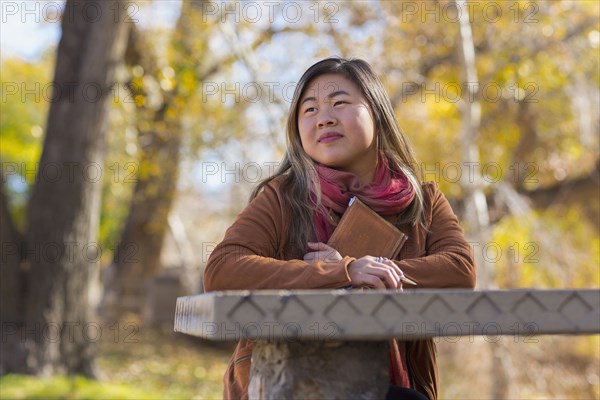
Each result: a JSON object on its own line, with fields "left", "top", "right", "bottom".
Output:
{"left": 322, "top": 253, "right": 338, "bottom": 262}
{"left": 385, "top": 264, "right": 416, "bottom": 285}
{"left": 381, "top": 259, "right": 405, "bottom": 278}
{"left": 364, "top": 266, "right": 399, "bottom": 289}
{"left": 359, "top": 273, "right": 386, "bottom": 290}
{"left": 358, "top": 258, "right": 398, "bottom": 284}
{"left": 372, "top": 260, "right": 401, "bottom": 286}
{"left": 303, "top": 253, "right": 316, "bottom": 262}
{"left": 378, "top": 257, "right": 400, "bottom": 272}
{"left": 380, "top": 269, "right": 400, "bottom": 289}
{"left": 303, "top": 251, "right": 324, "bottom": 261}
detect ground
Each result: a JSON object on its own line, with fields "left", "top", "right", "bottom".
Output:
{"left": 1, "top": 325, "right": 597, "bottom": 399}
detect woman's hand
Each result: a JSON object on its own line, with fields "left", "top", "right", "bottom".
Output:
{"left": 303, "top": 242, "right": 343, "bottom": 263}
{"left": 347, "top": 256, "right": 405, "bottom": 290}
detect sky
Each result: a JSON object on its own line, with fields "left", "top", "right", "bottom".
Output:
{"left": 1, "top": 0, "right": 182, "bottom": 62}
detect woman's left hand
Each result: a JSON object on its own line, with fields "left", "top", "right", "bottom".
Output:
{"left": 303, "top": 242, "right": 343, "bottom": 263}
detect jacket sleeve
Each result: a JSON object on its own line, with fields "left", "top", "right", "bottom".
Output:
{"left": 203, "top": 180, "right": 353, "bottom": 291}
{"left": 396, "top": 182, "right": 477, "bottom": 289}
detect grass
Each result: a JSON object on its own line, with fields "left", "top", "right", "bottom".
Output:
{"left": 0, "top": 374, "right": 154, "bottom": 399}
{"left": 1, "top": 324, "right": 598, "bottom": 399}
{"left": 0, "top": 324, "right": 232, "bottom": 400}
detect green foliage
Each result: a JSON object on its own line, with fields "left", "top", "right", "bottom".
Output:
{"left": 0, "top": 51, "right": 137, "bottom": 255}
{"left": 0, "top": 51, "right": 53, "bottom": 170}
{"left": 0, "top": 374, "right": 154, "bottom": 399}
{"left": 0, "top": 50, "right": 54, "bottom": 229}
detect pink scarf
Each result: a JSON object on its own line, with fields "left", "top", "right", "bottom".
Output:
{"left": 312, "top": 151, "right": 416, "bottom": 243}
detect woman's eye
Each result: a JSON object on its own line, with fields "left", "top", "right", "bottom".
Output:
{"left": 334, "top": 101, "right": 347, "bottom": 106}
{"left": 304, "top": 107, "right": 316, "bottom": 113}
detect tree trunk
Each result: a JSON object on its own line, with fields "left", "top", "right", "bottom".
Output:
{"left": 102, "top": 110, "right": 182, "bottom": 319}
{"left": 455, "top": 0, "right": 493, "bottom": 289}
{"left": 21, "top": 0, "right": 129, "bottom": 376}
{"left": 455, "top": 1, "right": 509, "bottom": 398}
{"left": 0, "top": 181, "right": 27, "bottom": 374}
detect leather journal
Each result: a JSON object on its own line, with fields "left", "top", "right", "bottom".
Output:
{"left": 327, "top": 196, "right": 408, "bottom": 260}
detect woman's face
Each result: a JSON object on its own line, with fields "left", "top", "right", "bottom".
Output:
{"left": 298, "top": 73, "right": 378, "bottom": 180}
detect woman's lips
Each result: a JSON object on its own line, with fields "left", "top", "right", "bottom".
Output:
{"left": 318, "top": 133, "right": 343, "bottom": 143}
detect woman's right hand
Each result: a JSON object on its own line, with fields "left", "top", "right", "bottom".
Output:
{"left": 347, "top": 256, "right": 405, "bottom": 289}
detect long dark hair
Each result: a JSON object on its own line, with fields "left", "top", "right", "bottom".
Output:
{"left": 251, "top": 57, "right": 424, "bottom": 256}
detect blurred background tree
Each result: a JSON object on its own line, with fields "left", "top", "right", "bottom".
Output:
{"left": 1, "top": 0, "right": 598, "bottom": 398}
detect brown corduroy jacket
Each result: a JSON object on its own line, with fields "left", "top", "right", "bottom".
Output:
{"left": 204, "top": 177, "right": 476, "bottom": 400}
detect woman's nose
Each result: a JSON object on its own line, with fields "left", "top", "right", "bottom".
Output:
{"left": 317, "top": 110, "right": 337, "bottom": 127}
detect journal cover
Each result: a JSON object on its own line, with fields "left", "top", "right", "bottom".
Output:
{"left": 327, "top": 196, "right": 408, "bottom": 260}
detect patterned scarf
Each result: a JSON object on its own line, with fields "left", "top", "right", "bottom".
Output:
{"left": 312, "top": 151, "right": 416, "bottom": 242}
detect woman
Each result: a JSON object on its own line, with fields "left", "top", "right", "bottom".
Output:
{"left": 204, "top": 57, "right": 476, "bottom": 400}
